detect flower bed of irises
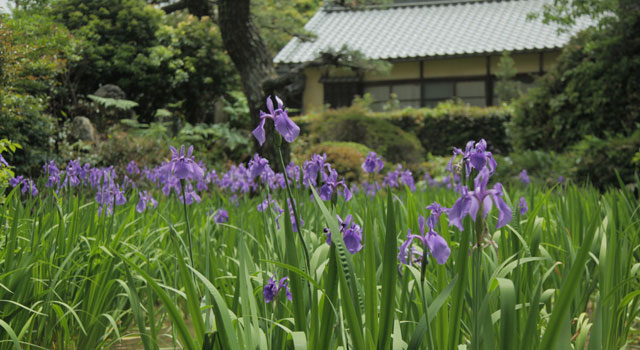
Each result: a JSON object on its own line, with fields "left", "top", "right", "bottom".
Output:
{"left": 1, "top": 97, "right": 639, "bottom": 350}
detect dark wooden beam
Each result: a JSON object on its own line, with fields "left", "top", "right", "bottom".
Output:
{"left": 486, "top": 55, "right": 493, "bottom": 106}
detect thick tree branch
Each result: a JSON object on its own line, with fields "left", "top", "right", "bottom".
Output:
{"left": 161, "top": 0, "right": 187, "bottom": 14}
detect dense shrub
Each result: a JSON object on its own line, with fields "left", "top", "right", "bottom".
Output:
{"left": 50, "top": 1, "right": 237, "bottom": 122}
{"left": 509, "top": 8, "right": 640, "bottom": 151}
{"left": 0, "top": 93, "right": 55, "bottom": 175}
{"left": 382, "top": 101, "right": 512, "bottom": 156}
{"left": 0, "top": 14, "right": 76, "bottom": 175}
{"left": 309, "top": 106, "right": 425, "bottom": 166}
{"left": 570, "top": 131, "right": 640, "bottom": 189}
{"left": 92, "top": 120, "right": 252, "bottom": 171}
{"left": 493, "top": 150, "right": 572, "bottom": 186}
{"left": 299, "top": 102, "right": 512, "bottom": 160}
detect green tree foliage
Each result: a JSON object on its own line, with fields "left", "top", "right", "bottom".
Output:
{"left": 51, "top": 0, "right": 237, "bottom": 123}
{"left": 51, "top": 0, "right": 163, "bottom": 103}
{"left": 0, "top": 13, "right": 76, "bottom": 174}
{"left": 494, "top": 51, "right": 522, "bottom": 104}
{"left": 509, "top": 5, "right": 640, "bottom": 151}
{"left": 253, "top": 0, "right": 321, "bottom": 54}
{"left": 136, "top": 12, "right": 238, "bottom": 122}
{"left": 531, "top": 0, "right": 619, "bottom": 30}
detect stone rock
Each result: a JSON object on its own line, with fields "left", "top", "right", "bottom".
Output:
{"left": 70, "top": 116, "right": 97, "bottom": 142}
{"left": 94, "top": 84, "right": 126, "bottom": 100}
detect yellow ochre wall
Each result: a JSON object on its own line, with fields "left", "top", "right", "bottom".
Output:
{"left": 301, "top": 51, "right": 562, "bottom": 113}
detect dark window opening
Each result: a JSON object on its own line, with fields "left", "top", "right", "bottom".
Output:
{"left": 324, "top": 82, "right": 362, "bottom": 108}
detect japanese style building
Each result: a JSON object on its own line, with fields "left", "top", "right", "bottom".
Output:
{"left": 274, "top": 0, "right": 593, "bottom": 112}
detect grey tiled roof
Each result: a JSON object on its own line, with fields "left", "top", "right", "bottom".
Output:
{"left": 274, "top": 0, "right": 594, "bottom": 64}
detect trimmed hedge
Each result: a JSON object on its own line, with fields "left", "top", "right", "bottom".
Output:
{"left": 381, "top": 101, "right": 512, "bottom": 155}
{"left": 308, "top": 107, "right": 426, "bottom": 166}
{"left": 296, "top": 101, "right": 512, "bottom": 160}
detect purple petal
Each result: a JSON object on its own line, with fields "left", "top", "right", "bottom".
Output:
{"left": 275, "top": 95, "right": 284, "bottom": 110}
{"left": 469, "top": 151, "right": 486, "bottom": 172}
{"left": 344, "top": 230, "right": 363, "bottom": 254}
{"left": 448, "top": 193, "right": 471, "bottom": 231}
{"left": 482, "top": 196, "right": 493, "bottom": 219}
{"left": 266, "top": 96, "right": 275, "bottom": 115}
{"left": 342, "top": 185, "right": 352, "bottom": 202}
{"left": 252, "top": 118, "right": 267, "bottom": 146}
{"left": 273, "top": 111, "right": 300, "bottom": 143}
{"left": 468, "top": 197, "right": 480, "bottom": 222}
{"left": 190, "top": 162, "right": 204, "bottom": 180}
{"left": 174, "top": 161, "right": 190, "bottom": 179}
{"left": 427, "top": 231, "right": 451, "bottom": 264}
{"left": 136, "top": 199, "right": 146, "bottom": 213}
{"left": 398, "top": 234, "right": 413, "bottom": 265}
{"left": 418, "top": 215, "right": 426, "bottom": 236}
{"left": 492, "top": 194, "right": 512, "bottom": 229}
{"left": 519, "top": 196, "right": 528, "bottom": 215}
{"left": 319, "top": 183, "right": 333, "bottom": 201}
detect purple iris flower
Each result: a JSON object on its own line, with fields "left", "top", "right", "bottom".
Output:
{"left": 447, "top": 139, "right": 497, "bottom": 178}
{"left": 263, "top": 275, "right": 292, "bottom": 303}
{"left": 219, "top": 165, "right": 253, "bottom": 194}
{"left": 325, "top": 214, "right": 363, "bottom": 254}
{"left": 558, "top": 176, "right": 565, "bottom": 184}
{"left": 10, "top": 176, "right": 38, "bottom": 196}
{"left": 287, "top": 198, "right": 303, "bottom": 233}
{"left": 302, "top": 153, "right": 326, "bottom": 187}
{"left": 519, "top": 169, "right": 530, "bottom": 185}
{"left": 397, "top": 229, "right": 423, "bottom": 267}
{"left": 248, "top": 153, "right": 271, "bottom": 179}
{"left": 424, "top": 173, "right": 438, "bottom": 188}
{"left": 127, "top": 161, "right": 140, "bottom": 175}
{"left": 160, "top": 145, "right": 204, "bottom": 181}
{"left": 286, "top": 162, "right": 301, "bottom": 184}
{"left": 362, "top": 152, "right": 384, "bottom": 174}
{"left": 42, "top": 160, "right": 61, "bottom": 188}
{"left": 399, "top": 204, "right": 451, "bottom": 265}
{"left": 399, "top": 167, "right": 416, "bottom": 191}
{"left": 213, "top": 208, "right": 229, "bottom": 224}
{"left": 64, "top": 160, "right": 84, "bottom": 187}
{"left": 257, "top": 194, "right": 284, "bottom": 229}
{"left": 519, "top": 197, "right": 528, "bottom": 216}
{"left": 448, "top": 167, "right": 512, "bottom": 231}
{"left": 179, "top": 182, "right": 201, "bottom": 205}
{"left": 252, "top": 96, "right": 300, "bottom": 146}
{"left": 383, "top": 167, "right": 399, "bottom": 187}
{"left": 0, "top": 154, "right": 8, "bottom": 167}
{"left": 136, "top": 191, "right": 158, "bottom": 213}
{"left": 196, "top": 178, "right": 208, "bottom": 192}
{"left": 9, "top": 175, "right": 22, "bottom": 188}
{"left": 383, "top": 165, "right": 415, "bottom": 190}
{"left": 318, "top": 164, "right": 352, "bottom": 202}
{"left": 361, "top": 181, "right": 380, "bottom": 197}
{"left": 206, "top": 170, "right": 219, "bottom": 186}
{"left": 95, "top": 179, "right": 126, "bottom": 217}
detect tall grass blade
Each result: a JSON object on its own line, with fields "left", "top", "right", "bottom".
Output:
{"left": 377, "top": 189, "right": 397, "bottom": 350}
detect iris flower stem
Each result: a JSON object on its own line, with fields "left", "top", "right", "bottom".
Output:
{"left": 471, "top": 213, "right": 485, "bottom": 350}
{"left": 180, "top": 180, "right": 195, "bottom": 268}
{"left": 420, "top": 245, "right": 435, "bottom": 350}
{"left": 276, "top": 145, "right": 311, "bottom": 274}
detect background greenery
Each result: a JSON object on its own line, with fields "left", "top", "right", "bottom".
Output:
{"left": 0, "top": 0, "right": 638, "bottom": 187}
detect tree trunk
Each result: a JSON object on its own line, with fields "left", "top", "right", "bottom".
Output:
{"left": 218, "top": 0, "right": 289, "bottom": 170}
